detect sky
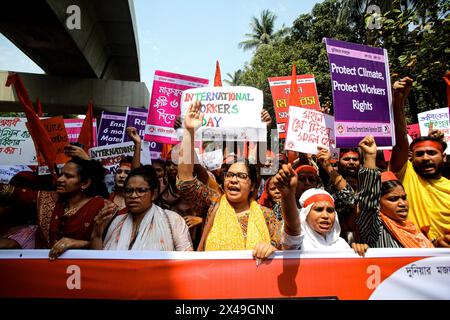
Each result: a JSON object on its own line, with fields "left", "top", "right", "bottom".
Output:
{"left": 0, "top": 0, "right": 321, "bottom": 95}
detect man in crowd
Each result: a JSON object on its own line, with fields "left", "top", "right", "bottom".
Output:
{"left": 390, "top": 77, "right": 450, "bottom": 247}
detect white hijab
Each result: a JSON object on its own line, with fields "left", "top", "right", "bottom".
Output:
{"left": 298, "top": 188, "right": 350, "bottom": 250}
{"left": 104, "top": 204, "right": 175, "bottom": 251}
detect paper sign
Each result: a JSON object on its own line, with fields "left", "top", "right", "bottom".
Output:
{"left": 0, "top": 165, "right": 32, "bottom": 183}
{"left": 97, "top": 111, "right": 126, "bottom": 146}
{"left": 122, "top": 107, "right": 148, "bottom": 142}
{"left": 0, "top": 117, "right": 37, "bottom": 166}
{"left": 417, "top": 107, "right": 450, "bottom": 153}
{"left": 144, "top": 70, "right": 209, "bottom": 145}
{"left": 324, "top": 38, "right": 394, "bottom": 148}
{"left": 180, "top": 86, "right": 266, "bottom": 142}
{"left": 285, "top": 106, "right": 335, "bottom": 154}
{"left": 268, "top": 74, "right": 321, "bottom": 138}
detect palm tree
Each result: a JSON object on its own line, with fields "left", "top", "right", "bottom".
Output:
{"left": 238, "top": 9, "right": 290, "bottom": 51}
{"left": 224, "top": 70, "right": 243, "bottom": 86}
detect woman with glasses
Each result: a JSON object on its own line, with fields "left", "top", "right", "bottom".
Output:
{"left": 91, "top": 165, "right": 193, "bottom": 251}
{"left": 176, "top": 101, "right": 281, "bottom": 262}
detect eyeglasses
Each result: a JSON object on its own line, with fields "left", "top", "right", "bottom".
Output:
{"left": 224, "top": 171, "right": 249, "bottom": 181}
{"left": 124, "top": 187, "right": 152, "bottom": 197}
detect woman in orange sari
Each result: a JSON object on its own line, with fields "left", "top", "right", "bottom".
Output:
{"left": 0, "top": 157, "right": 109, "bottom": 259}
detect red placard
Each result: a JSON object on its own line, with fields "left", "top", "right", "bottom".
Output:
{"left": 268, "top": 75, "right": 321, "bottom": 138}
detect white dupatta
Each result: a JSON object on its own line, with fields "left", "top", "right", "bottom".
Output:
{"left": 298, "top": 189, "right": 350, "bottom": 250}
{"left": 103, "top": 204, "right": 175, "bottom": 251}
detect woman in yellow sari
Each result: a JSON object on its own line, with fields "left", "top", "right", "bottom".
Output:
{"left": 177, "top": 101, "right": 281, "bottom": 261}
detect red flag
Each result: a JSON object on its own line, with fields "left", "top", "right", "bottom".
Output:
{"left": 444, "top": 71, "right": 450, "bottom": 109}
{"left": 5, "top": 73, "right": 57, "bottom": 176}
{"left": 214, "top": 60, "right": 222, "bottom": 87}
{"left": 288, "top": 64, "right": 301, "bottom": 107}
{"left": 36, "top": 97, "right": 43, "bottom": 117}
{"left": 77, "top": 101, "right": 94, "bottom": 152}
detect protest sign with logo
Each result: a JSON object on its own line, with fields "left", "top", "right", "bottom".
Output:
{"left": 285, "top": 107, "right": 335, "bottom": 155}
{"left": 64, "top": 118, "right": 98, "bottom": 147}
{"left": 324, "top": 38, "right": 394, "bottom": 148}
{"left": 268, "top": 74, "right": 321, "bottom": 138}
{"left": 145, "top": 70, "right": 209, "bottom": 145}
{"left": 122, "top": 107, "right": 148, "bottom": 142}
{"left": 180, "top": 86, "right": 266, "bottom": 142}
{"left": 97, "top": 111, "right": 126, "bottom": 146}
{"left": 0, "top": 117, "right": 36, "bottom": 166}
{"left": 418, "top": 107, "right": 450, "bottom": 153}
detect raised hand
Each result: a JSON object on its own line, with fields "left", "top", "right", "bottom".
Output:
{"left": 427, "top": 122, "right": 445, "bottom": 140}
{"left": 63, "top": 144, "right": 90, "bottom": 160}
{"left": 126, "top": 127, "right": 141, "bottom": 145}
{"left": 317, "top": 147, "right": 332, "bottom": 171}
{"left": 261, "top": 109, "right": 272, "bottom": 128}
{"left": 358, "top": 135, "right": 377, "bottom": 156}
{"left": 393, "top": 77, "right": 413, "bottom": 104}
{"left": 272, "top": 163, "right": 297, "bottom": 197}
{"left": 184, "top": 101, "right": 203, "bottom": 132}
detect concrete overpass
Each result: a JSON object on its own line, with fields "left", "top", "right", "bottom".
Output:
{"left": 0, "top": 0, "right": 149, "bottom": 115}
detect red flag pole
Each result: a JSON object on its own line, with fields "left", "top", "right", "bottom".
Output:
{"left": 77, "top": 101, "right": 94, "bottom": 152}
{"left": 214, "top": 60, "right": 222, "bottom": 87}
{"left": 5, "top": 73, "right": 57, "bottom": 177}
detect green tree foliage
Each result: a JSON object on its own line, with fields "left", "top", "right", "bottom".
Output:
{"left": 237, "top": 0, "right": 449, "bottom": 123}
{"left": 238, "top": 9, "right": 290, "bottom": 52}
{"left": 374, "top": 0, "right": 450, "bottom": 120}
{"left": 224, "top": 70, "right": 243, "bottom": 86}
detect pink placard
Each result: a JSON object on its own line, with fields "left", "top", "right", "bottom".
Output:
{"left": 64, "top": 118, "right": 98, "bottom": 147}
{"left": 144, "top": 70, "right": 208, "bottom": 144}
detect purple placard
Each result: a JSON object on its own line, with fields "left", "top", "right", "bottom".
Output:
{"left": 324, "top": 38, "right": 394, "bottom": 147}
{"left": 149, "top": 142, "right": 164, "bottom": 160}
{"left": 97, "top": 111, "right": 126, "bottom": 146}
{"left": 122, "top": 107, "right": 148, "bottom": 142}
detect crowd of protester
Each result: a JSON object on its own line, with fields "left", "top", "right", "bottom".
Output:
{"left": 0, "top": 77, "right": 449, "bottom": 263}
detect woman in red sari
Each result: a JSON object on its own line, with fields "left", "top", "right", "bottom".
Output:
{"left": 0, "top": 157, "right": 109, "bottom": 259}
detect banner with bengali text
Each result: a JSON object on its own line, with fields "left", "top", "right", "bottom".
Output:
{"left": 285, "top": 107, "right": 335, "bottom": 154}
{"left": 0, "top": 249, "right": 449, "bottom": 300}
{"left": 418, "top": 107, "right": 450, "bottom": 153}
{"left": 0, "top": 117, "right": 36, "bottom": 166}
{"left": 268, "top": 74, "right": 321, "bottom": 139}
{"left": 145, "top": 70, "right": 209, "bottom": 145}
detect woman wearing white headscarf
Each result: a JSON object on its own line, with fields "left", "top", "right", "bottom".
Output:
{"left": 296, "top": 188, "right": 351, "bottom": 249}
{"left": 272, "top": 164, "right": 367, "bottom": 255}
